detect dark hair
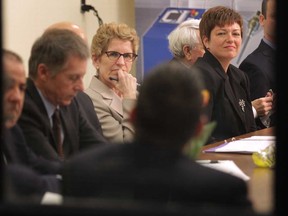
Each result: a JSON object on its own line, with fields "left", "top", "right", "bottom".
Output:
{"left": 3, "top": 49, "right": 23, "bottom": 63}
{"left": 261, "top": 0, "right": 268, "bottom": 18}
{"left": 199, "top": 6, "right": 243, "bottom": 41}
{"left": 134, "top": 62, "right": 204, "bottom": 150}
{"left": 28, "top": 29, "right": 89, "bottom": 79}
{"left": 2, "top": 49, "right": 24, "bottom": 91}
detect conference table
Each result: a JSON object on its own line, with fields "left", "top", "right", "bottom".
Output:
{"left": 199, "top": 127, "right": 274, "bottom": 214}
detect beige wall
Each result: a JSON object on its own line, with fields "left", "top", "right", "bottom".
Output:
{"left": 3, "top": 0, "right": 135, "bottom": 88}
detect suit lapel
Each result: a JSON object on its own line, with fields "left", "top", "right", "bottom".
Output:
{"left": 26, "top": 78, "right": 49, "bottom": 118}
{"left": 26, "top": 78, "right": 58, "bottom": 150}
{"left": 207, "top": 57, "right": 247, "bottom": 124}
{"left": 225, "top": 69, "right": 247, "bottom": 124}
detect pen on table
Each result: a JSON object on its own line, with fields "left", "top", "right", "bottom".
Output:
{"left": 196, "top": 160, "right": 219, "bottom": 164}
{"left": 109, "top": 77, "right": 141, "bottom": 86}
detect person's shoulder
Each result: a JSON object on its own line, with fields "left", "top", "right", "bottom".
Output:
{"left": 194, "top": 56, "right": 206, "bottom": 66}
{"left": 194, "top": 52, "right": 220, "bottom": 71}
{"left": 230, "top": 64, "right": 243, "bottom": 71}
{"left": 66, "top": 143, "right": 131, "bottom": 165}
{"left": 240, "top": 49, "right": 261, "bottom": 66}
{"left": 86, "top": 76, "right": 107, "bottom": 94}
{"left": 66, "top": 92, "right": 94, "bottom": 114}
{"left": 194, "top": 57, "right": 211, "bottom": 74}
{"left": 24, "top": 78, "right": 38, "bottom": 97}
{"left": 230, "top": 64, "right": 251, "bottom": 82}
{"left": 4, "top": 164, "right": 47, "bottom": 200}
{"left": 230, "top": 64, "right": 247, "bottom": 76}
{"left": 239, "top": 41, "right": 269, "bottom": 66}
{"left": 76, "top": 91, "right": 92, "bottom": 102}
{"left": 85, "top": 80, "right": 110, "bottom": 103}
{"left": 9, "top": 124, "right": 24, "bottom": 136}
{"left": 61, "top": 143, "right": 133, "bottom": 179}
{"left": 21, "top": 79, "right": 45, "bottom": 112}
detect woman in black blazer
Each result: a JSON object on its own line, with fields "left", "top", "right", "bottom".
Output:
{"left": 194, "top": 6, "right": 257, "bottom": 143}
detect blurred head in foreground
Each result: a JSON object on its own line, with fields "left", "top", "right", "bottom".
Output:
{"left": 133, "top": 62, "right": 205, "bottom": 152}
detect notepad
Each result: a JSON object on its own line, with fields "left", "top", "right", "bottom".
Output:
{"left": 196, "top": 160, "right": 250, "bottom": 181}
{"left": 203, "top": 136, "right": 275, "bottom": 154}
{"left": 41, "top": 192, "right": 63, "bottom": 205}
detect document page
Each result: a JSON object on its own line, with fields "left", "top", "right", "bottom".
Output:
{"left": 197, "top": 160, "right": 250, "bottom": 181}
{"left": 204, "top": 136, "right": 275, "bottom": 154}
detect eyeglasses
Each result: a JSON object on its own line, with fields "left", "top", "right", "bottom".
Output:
{"left": 105, "top": 51, "right": 138, "bottom": 62}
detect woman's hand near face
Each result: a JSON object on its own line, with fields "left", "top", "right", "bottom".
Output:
{"left": 114, "top": 70, "right": 137, "bottom": 99}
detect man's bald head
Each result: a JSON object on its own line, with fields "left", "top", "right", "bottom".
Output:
{"left": 45, "top": 21, "right": 87, "bottom": 42}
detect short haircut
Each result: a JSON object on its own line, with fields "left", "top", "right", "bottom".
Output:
{"left": 134, "top": 62, "right": 204, "bottom": 150}
{"left": 3, "top": 49, "right": 23, "bottom": 64}
{"left": 199, "top": 6, "right": 243, "bottom": 41}
{"left": 2, "top": 49, "right": 24, "bottom": 91}
{"left": 90, "top": 22, "right": 139, "bottom": 56}
{"left": 261, "top": 0, "right": 269, "bottom": 18}
{"left": 168, "top": 19, "right": 201, "bottom": 58}
{"left": 28, "top": 29, "right": 89, "bottom": 79}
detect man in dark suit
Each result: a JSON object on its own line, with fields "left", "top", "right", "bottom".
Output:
{"left": 239, "top": 0, "right": 276, "bottom": 129}
{"left": 62, "top": 63, "right": 253, "bottom": 210}
{"left": 2, "top": 49, "right": 61, "bottom": 203}
{"left": 44, "top": 21, "right": 104, "bottom": 135}
{"left": 17, "top": 29, "right": 107, "bottom": 162}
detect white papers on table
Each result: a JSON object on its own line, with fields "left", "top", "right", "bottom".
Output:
{"left": 196, "top": 160, "right": 250, "bottom": 181}
{"left": 203, "top": 136, "right": 275, "bottom": 154}
{"left": 41, "top": 192, "right": 63, "bottom": 205}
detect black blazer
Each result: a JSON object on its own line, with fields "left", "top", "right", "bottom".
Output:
{"left": 2, "top": 125, "right": 61, "bottom": 174}
{"left": 2, "top": 126, "right": 61, "bottom": 196}
{"left": 194, "top": 51, "right": 256, "bottom": 143}
{"left": 3, "top": 164, "right": 60, "bottom": 202}
{"left": 18, "top": 78, "right": 107, "bottom": 161}
{"left": 239, "top": 40, "right": 275, "bottom": 100}
{"left": 239, "top": 40, "right": 276, "bottom": 128}
{"left": 62, "top": 142, "right": 252, "bottom": 208}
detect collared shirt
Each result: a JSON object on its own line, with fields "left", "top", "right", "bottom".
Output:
{"left": 37, "top": 88, "right": 57, "bottom": 126}
{"left": 263, "top": 37, "right": 275, "bottom": 50}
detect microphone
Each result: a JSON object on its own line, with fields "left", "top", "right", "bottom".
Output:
{"left": 247, "top": 11, "right": 260, "bottom": 36}
{"left": 236, "top": 11, "right": 260, "bottom": 64}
